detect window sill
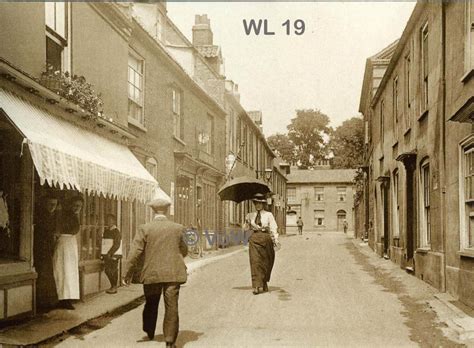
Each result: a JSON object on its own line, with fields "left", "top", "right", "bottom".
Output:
{"left": 416, "top": 247, "right": 431, "bottom": 254}
{"left": 417, "top": 110, "right": 428, "bottom": 122}
{"left": 173, "top": 136, "right": 186, "bottom": 146}
{"left": 461, "top": 69, "right": 474, "bottom": 84}
{"left": 457, "top": 250, "right": 474, "bottom": 259}
{"left": 128, "top": 117, "right": 147, "bottom": 132}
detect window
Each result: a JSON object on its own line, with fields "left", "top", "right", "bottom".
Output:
{"left": 128, "top": 53, "right": 145, "bottom": 126}
{"left": 229, "top": 110, "right": 235, "bottom": 153}
{"left": 392, "top": 169, "right": 400, "bottom": 237}
{"left": 420, "top": 159, "right": 431, "bottom": 247}
{"left": 465, "top": 1, "right": 474, "bottom": 74}
{"left": 393, "top": 76, "right": 399, "bottom": 134}
{"left": 380, "top": 100, "right": 384, "bottom": 143}
{"left": 421, "top": 23, "right": 429, "bottom": 111}
{"left": 314, "top": 187, "right": 324, "bottom": 201}
{"left": 314, "top": 210, "right": 325, "bottom": 227}
{"left": 249, "top": 131, "right": 254, "bottom": 167}
{"left": 243, "top": 124, "right": 248, "bottom": 162}
{"left": 45, "top": 2, "right": 69, "bottom": 72}
{"left": 404, "top": 51, "right": 412, "bottom": 128}
{"left": 287, "top": 187, "right": 296, "bottom": 203}
{"left": 145, "top": 158, "right": 158, "bottom": 222}
{"left": 236, "top": 117, "right": 242, "bottom": 156}
{"left": 337, "top": 187, "right": 347, "bottom": 202}
{"left": 205, "top": 114, "right": 214, "bottom": 154}
{"left": 172, "top": 88, "right": 183, "bottom": 139}
{"left": 461, "top": 140, "right": 474, "bottom": 249}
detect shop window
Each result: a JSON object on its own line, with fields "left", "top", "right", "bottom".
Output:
{"left": 314, "top": 210, "right": 325, "bottom": 227}
{"left": 0, "top": 127, "right": 24, "bottom": 262}
{"left": 420, "top": 158, "right": 431, "bottom": 248}
{"left": 128, "top": 52, "right": 145, "bottom": 126}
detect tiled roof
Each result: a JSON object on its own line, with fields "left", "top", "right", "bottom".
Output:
{"left": 196, "top": 45, "right": 220, "bottom": 58}
{"left": 286, "top": 169, "right": 357, "bottom": 184}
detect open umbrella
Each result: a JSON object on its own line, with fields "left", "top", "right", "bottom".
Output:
{"left": 218, "top": 176, "right": 271, "bottom": 203}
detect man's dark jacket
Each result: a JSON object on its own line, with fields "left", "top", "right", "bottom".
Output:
{"left": 124, "top": 216, "right": 188, "bottom": 284}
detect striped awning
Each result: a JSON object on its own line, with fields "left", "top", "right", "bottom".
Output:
{"left": 0, "top": 88, "right": 166, "bottom": 203}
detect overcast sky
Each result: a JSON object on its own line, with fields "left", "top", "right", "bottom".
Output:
{"left": 167, "top": 2, "right": 416, "bottom": 137}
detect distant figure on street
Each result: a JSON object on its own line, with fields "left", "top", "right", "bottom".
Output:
{"left": 102, "top": 213, "right": 121, "bottom": 294}
{"left": 296, "top": 216, "right": 304, "bottom": 235}
{"left": 343, "top": 220, "right": 348, "bottom": 234}
{"left": 54, "top": 195, "right": 83, "bottom": 310}
{"left": 34, "top": 192, "right": 59, "bottom": 310}
{"left": 123, "top": 194, "right": 188, "bottom": 348}
{"left": 245, "top": 193, "right": 280, "bottom": 295}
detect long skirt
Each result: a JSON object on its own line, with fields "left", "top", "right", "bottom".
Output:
{"left": 53, "top": 234, "right": 80, "bottom": 300}
{"left": 248, "top": 231, "right": 275, "bottom": 288}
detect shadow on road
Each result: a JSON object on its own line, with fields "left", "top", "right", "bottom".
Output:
{"left": 232, "top": 286, "right": 291, "bottom": 300}
{"left": 145, "top": 330, "right": 203, "bottom": 347}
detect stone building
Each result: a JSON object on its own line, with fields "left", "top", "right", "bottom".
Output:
{"left": 286, "top": 169, "right": 356, "bottom": 233}
{"left": 358, "top": 2, "right": 474, "bottom": 308}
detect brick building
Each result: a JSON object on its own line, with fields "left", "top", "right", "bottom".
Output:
{"left": 286, "top": 169, "right": 356, "bottom": 233}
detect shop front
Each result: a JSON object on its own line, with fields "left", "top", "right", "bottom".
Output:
{"left": 0, "top": 85, "right": 163, "bottom": 323}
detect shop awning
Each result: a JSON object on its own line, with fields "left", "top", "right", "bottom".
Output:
{"left": 0, "top": 88, "right": 165, "bottom": 203}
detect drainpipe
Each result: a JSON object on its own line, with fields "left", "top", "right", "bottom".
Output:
{"left": 440, "top": 1, "right": 447, "bottom": 292}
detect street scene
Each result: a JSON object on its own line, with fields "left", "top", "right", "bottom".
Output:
{"left": 0, "top": 1, "right": 474, "bottom": 347}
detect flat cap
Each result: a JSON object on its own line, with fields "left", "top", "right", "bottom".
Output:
{"left": 147, "top": 186, "right": 172, "bottom": 210}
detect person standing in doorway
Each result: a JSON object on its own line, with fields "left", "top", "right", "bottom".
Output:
{"left": 34, "top": 193, "right": 59, "bottom": 310}
{"left": 343, "top": 220, "right": 348, "bottom": 234}
{"left": 54, "top": 195, "right": 83, "bottom": 310}
{"left": 296, "top": 216, "right": 304, "bottom": 235}
{"left": 245, "top": 193, "right": 280, "bottom": 295}
{"left": 102, "top": 213, "right": 121, "bottom": 294}
{"left": 123, "top": 196, "right": 188, "bottom": 348}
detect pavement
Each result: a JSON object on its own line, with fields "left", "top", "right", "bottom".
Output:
{"left": 48, "top": 232, "right": 474, "bottom": 347}
{"left": 0, "top": 245, "right": 245, "bottom": 346}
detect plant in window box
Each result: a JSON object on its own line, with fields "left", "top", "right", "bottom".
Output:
{"left": 38, "top": 65, "right": 104, "bottom": 119}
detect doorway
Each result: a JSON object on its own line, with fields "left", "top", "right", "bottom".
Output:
{"left": 336, "top": 210, "right": 347, "bottom": 231}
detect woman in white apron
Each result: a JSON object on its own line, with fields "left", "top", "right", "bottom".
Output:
{"left": 53, "top": 196, "right": 83, "bottom": 309}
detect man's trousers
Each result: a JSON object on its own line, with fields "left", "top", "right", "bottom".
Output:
{"left": 143, "top": 282, "right": 181, "bottom": 343}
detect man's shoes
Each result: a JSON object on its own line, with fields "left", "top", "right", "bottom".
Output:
{"left": 106, "top": 287, "right": 117, "bottom": 294}
{"left": 145, "top": 330, "right": 154, "bottom": 340}
{"left": 59, "top": 300, "right": 75, "bottom": 310}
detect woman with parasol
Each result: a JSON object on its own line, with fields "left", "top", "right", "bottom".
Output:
{"left": 244, "top": 193, "right": 281, "bottom": 295}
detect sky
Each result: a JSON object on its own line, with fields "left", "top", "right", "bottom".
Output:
{"left": 167, "top": 2, "right": 416, "bottom": 137}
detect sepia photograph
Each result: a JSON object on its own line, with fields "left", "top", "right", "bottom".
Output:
{"left": 0, "top": 0, "right": 473, "bottom": 346}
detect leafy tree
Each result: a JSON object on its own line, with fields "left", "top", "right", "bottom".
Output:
{"left": 329, "top": 116, "right": 364, "bottom": 169}
{"left": 267, "top": 133, "right": 296, "bottom": 165}
{"left": 287, "top": 109, "right": 331, "bottom": 168}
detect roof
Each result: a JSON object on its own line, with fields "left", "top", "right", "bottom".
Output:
{"left": 286, "top": 169, "right": 357, "bottom": 184}
{"left": 196, "top": 45, "right": 221, "bottom": 58}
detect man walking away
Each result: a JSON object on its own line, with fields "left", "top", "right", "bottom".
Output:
{"left": 123, "top": 195, "right": 188, "bottom": 348}
{"left": 296, "top": 216, "right": 304, "bottom": 235}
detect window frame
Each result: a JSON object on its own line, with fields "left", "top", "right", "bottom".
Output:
{"left": 464, "top": 1, "right": 474, "bottom": 77}
{"left": 421, "top": 22, "right": 429, "bottom": 113}
{"left": 45, "top": 2, "right": 70, "bottom": 73}
{"left": 419, "top": 158, "right": 431, "bottom": 248}
{"left": 128, "top": 51, "right": 145, "bottom": 127}
{"left": 314, "top": 186, "right": 324, "bottom": 201}
{"left": 380, "top": 100, "right": 385, "bottom": 143}
{"left": 172, "top": 87, "right": 184, "bottom": 140}
{"left": 393, "top": 76, "right": 399, "bottom": 136}
{"left": 460, "top": 136, "right": 474, "bottom": 251}
{"left": 287, "top": 187, "right": 296, "bottom": 203}
{"left": 314, "top": 209, "right": 325, "bottom": 227}
{"left": 337, "top": 186, "right": 347, "bottom": 202}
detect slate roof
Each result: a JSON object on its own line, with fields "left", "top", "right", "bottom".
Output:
{"left": 286, "top": 169, "right": 357, "bottom": 184}
{"left": 196, "top": 45, "right": 221, "bottom": 58}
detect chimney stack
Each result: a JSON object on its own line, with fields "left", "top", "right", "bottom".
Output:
{"left": 193, "top": 14, "right": 213, "bottom": 46}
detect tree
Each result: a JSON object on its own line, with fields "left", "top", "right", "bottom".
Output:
{"left": 287, "top": 109, "right": 331, "bottom": 168}
{"left": 267, "top": 133, "right": 295, "bottom": 165}
{"left": 329, "top": 116, "right": 364, "bottom": 169}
